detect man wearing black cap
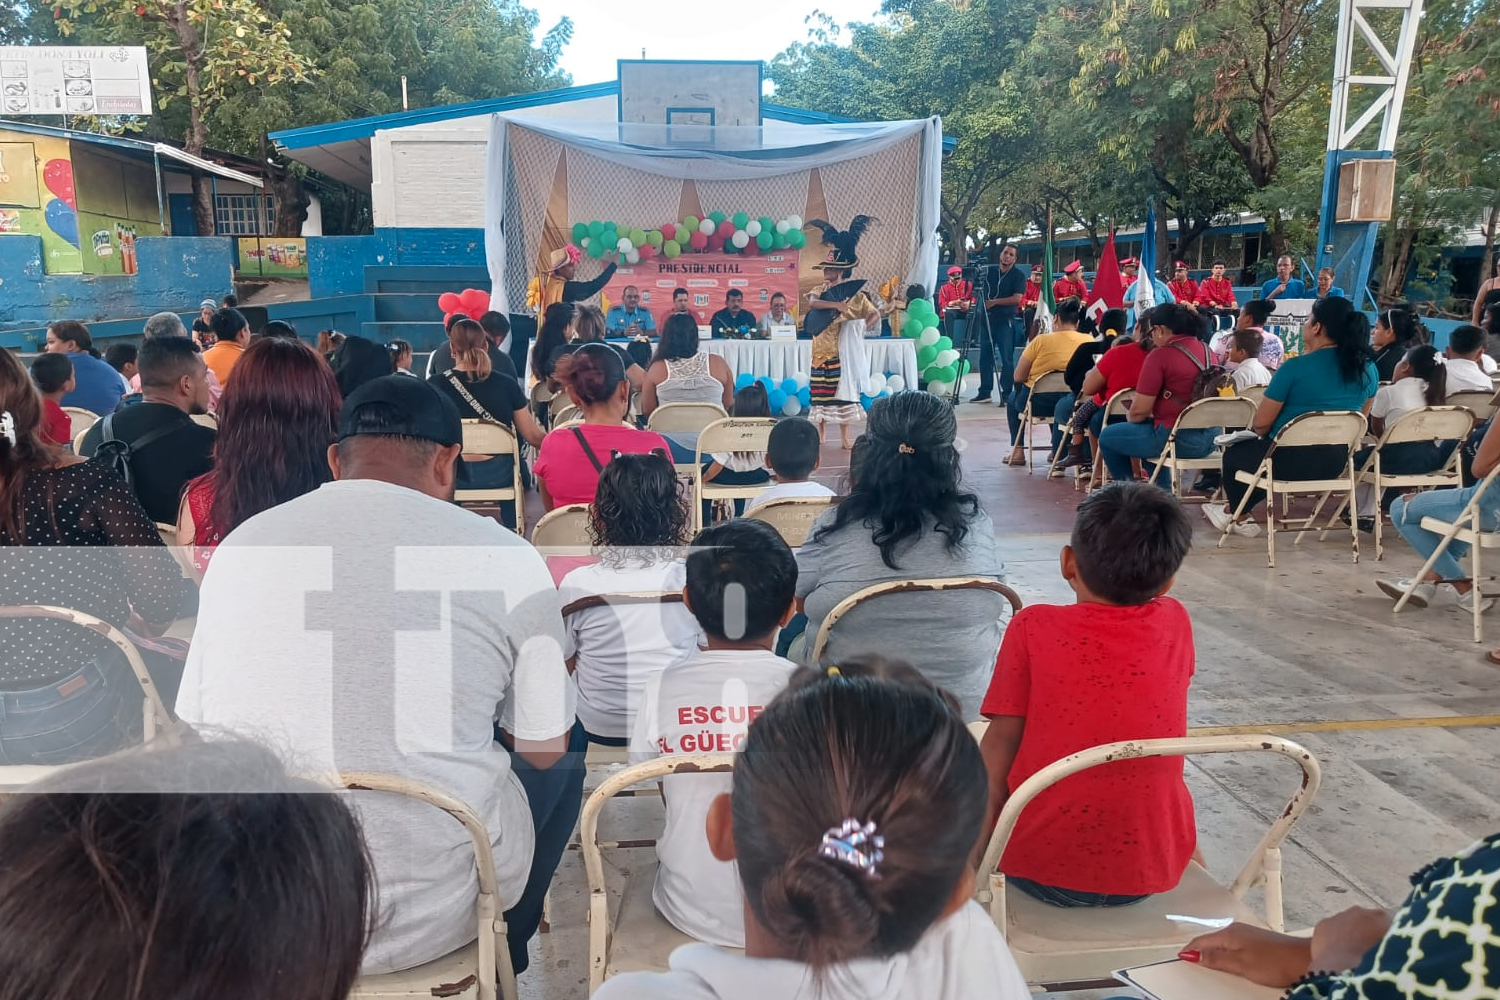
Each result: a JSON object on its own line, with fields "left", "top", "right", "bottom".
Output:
{"left": 176, "top": 374, "right": 580, "bottom": 980}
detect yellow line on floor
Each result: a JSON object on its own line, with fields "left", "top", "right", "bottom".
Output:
{"left": 1189, "top": 715, "right": 1500, "bottom": 736}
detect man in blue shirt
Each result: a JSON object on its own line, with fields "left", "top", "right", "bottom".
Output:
{"left": 605, "top": 285, "right": 657, "bottom": 338}
{"left": 45, "top": 320, "right": 125, "bottom": 415}
{"left": 973, "top": 244, "right": 1028, "bottom": 403}
{"left": 1261, "top": 255, "right": 1307, "bottom": 301}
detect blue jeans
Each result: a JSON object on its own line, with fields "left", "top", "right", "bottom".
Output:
{"left": 1007, "top": 386, "right": 1067, "bottom": 447}
{"left": 0, "top": 654, "right": 136, "bottom": 765}
{"left": 1008, "top": 875, "right": 1150, "bottom": 908}
{"left": 1099, "top": 421, "right": 1215, "bottom": 485}
{"left": 1391, "top": 482, "right": 1500, "bottom": 581}
{"left": 499, "top": 718, "right": 587, "bottom": 975}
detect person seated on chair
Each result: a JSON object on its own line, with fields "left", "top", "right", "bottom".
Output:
{"left": 1349, "top": 345, "right": 1457, "bottom": 532}
{"left": 28, "top": 353, "right": 75, "bottom": 447}
{"left": 1370, "top": 306, "right": 1425, "bottom": 382}
{"left": 558, "top": 452, "right": 700, "bottom": 747}
{"left": 1005, "top": 298, "right": 1093, "bottom": 466}
{"left": 975, "top": 483, "right": 1197, "bottom": 908}
{"left": 1097, "top": 304, "right": 1217, "bottom": 490}
{"left": 1209, "top": 299, "right": 1284, "bottom": 370}
{"left": 1227, "top": 328, "right": 1272, "bottom": 393}
{"left": 598, "top": 656, "right": 1030, "bottom": 1000}
{"left": 1204, "top": 296, "right": 1379, "bottom": 538}
{"left": 1180, "top": 833, "right": 1500, "bottom": 999}
{"left": 744, "top": 416, "right": 835, "bottom": 513}
{"left": 699, "top": 384, "right": 773, "bottom": 522}
{"left": 1056, "top": 308, "right": 1141, "bottom": 474}
{"left": 1444, "top": 323, "right": 1499, "bottom": 389}
{"left": 794, "top": 391, "right": 1006, "bottom": 720}
{"left": 629, "top": 519, "right": 800, "bottom": 949}
{"left": 44, "top": 320, "right": 125, "bottom": 415}
{"left": 710, "top": 289, "right": 758, "bottom": 340}
{"left": 0, "top": 740, "right": 373, "bottom": 1000}
{"left": 176, "top": 374, "right": 581, "bottom": 980}
{"left": 1374, "top": 409, "right": 1500, "bottom": 618}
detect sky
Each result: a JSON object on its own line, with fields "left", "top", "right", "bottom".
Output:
{"left": 545, "top": 0, "right": 885, "bottom": 89}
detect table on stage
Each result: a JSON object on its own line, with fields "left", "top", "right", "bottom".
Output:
{"left": 699, "top": 339, "right": 919, "bottom": 388}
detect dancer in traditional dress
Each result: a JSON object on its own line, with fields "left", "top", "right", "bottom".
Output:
{"left": 805, "top": 216, "right": 879, "bottom": 450}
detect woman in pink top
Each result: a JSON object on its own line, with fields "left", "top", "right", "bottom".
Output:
{"left": 533, "top": 343, "right": 672, "bottom": 509}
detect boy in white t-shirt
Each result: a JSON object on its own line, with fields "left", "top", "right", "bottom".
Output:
{"left": 631, "top": 518, "right": 800, "bottom": 947}
{"left": 743, "top": 417, "right": 835, "bottom": 513}
{"left": 1228, "top": 328, "right": 1271, "bottom": 393}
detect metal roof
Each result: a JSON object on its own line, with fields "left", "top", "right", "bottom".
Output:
{"left": 0, "top": 119, "right": 263, "bottom": 187}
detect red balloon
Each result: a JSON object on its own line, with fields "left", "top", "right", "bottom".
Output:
{"left": 460, "top": 288, "right": 489, "bottom": 312}
{"left": 438, "top": 292, "right": 462, "bottom": 312}
{"left": 689, "top": 231, "right": 708, "bottom": 250}
{"left": 660, "top": 223, "right": 676, "bottom": 242}
{"left": 638, "top": 244, "right": 656, "bottom": 260}
{"left": 706, "top": 234, "right": 723, "bottom": 252}
{"left": 742, "top": 240, "right": 758, "bottom": 256}
{"left": 717, "top": 219, "right": 735, "bottom": 238}
{"left": 466, "top": 307, "right": 485, "bottom": 320}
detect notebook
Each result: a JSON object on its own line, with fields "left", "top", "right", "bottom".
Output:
{"left": 1115, "top": 958, "right": 1283, "bottom": 1000}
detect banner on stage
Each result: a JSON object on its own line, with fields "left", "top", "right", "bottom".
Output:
{"left": 1267, "top": 298, "right": 1315, "bottom": 356}
{"left": 600, "top": 251, "right": 801, "bottom": 330}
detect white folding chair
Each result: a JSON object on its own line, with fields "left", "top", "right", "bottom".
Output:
{"left": 1218, "top": 410, "right": 1367, "bottom": 567}
{"left": 647, "top": 402, "right": 728, "bottom": 485}
{"left": 974, "top": 735, "right": 1322, "bottom": 988}
{"left": 547, "top": 391, "right": 576, "bottom": 421}
{"left": 71, "top": 426, "right": 89, "bottom": 453}
{"left": 693, "top": 417, "right": 777, "bottom": 531}
{"left": 342, "top": 772, "right": 518, "bottom": 1000}
{"left": 455, "top": 420, "right": 524, "bottom": 536}
{"left": 61, "top": 406, "right": 100, "bottom": 437}
{"left": 581, "top": 754, "right": 737, "bottom": 993}
{"left": 1321, "top": 406, "right": 1474, "bottom": 560}
{"left": 1146, "top": 396, "right": 1257, "bottom": 503}
{"left": 1021, "top": 371, "right": 1069, "bottom": 474}
{"left": 1085, "top": 387, "right": 1136, "bottom": 493}
{"left": 530, "top": 502, "right": 593, "bottom": 551}
{"left": 552, "top": 403, "right": 581, "bottom": 426}
{"left": 1238, "top": 384, "right": 1267, "bottom": 403}
{"left": 1447, "top": 390, "right": 1497, "bottom": 423}
{"left": 744, "top": 495, "right": 836, "bottom": 548}
{"left": 809, "top": 576, "right": 1023, "bottom": 664}
{"left": 190, "top": 412, "right": 219, "bottom": 430}
{"left": 1391, "top": 464, "right": 1500, "bottom": 642}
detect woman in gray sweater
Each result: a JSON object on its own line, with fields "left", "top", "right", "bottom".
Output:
{"left": 795, "top": 391, "right": 1007, "bottom": 719}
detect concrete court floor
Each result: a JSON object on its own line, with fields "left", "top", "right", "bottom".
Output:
{"left": 517, "top": 399, "right": 1500, "bottom": 1000}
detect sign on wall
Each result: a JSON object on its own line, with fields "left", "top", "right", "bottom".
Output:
{"left": 596, "top": 251, "right": 801, "bottom": 331}
{"left": 0, "top": 46, "right": 152, "bottom": 116}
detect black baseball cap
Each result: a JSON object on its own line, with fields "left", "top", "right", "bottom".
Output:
{"left": 338, "top": 374, "right": 463, "bottom": 447}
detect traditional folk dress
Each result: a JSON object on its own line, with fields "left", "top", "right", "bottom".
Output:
{"left": 808, "top": 282, "right": 879, "bottom": 428}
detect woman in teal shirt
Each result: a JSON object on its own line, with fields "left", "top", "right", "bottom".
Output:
{"left": 1205, "top": 296, "right": 1378, "bottom": 536}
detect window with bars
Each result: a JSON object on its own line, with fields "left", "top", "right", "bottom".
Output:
{"left": 214, "top": 194, "right": 275, "bottom": 236}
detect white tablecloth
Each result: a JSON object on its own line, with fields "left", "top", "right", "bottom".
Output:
{"left": 700, "top": 339, "right": 918, "bottom": 387}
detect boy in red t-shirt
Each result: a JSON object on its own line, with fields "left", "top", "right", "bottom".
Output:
{"left": 29, "top": 353, "right": 76, "bottom": 447}
{"left": 977, "top": 482, "right": 1197, "bottom": 906}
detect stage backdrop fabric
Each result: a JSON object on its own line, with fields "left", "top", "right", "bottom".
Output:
{"left": 484, "top": 114, "right": 943, "bottom": 316}
{"left": 605, "top": 250, "right": 799, "bottom": 327}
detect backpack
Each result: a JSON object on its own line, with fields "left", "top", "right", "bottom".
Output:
{"left": 93, "top": 413, "right": 188, "bottom": 493}
{"left": 1165, "top": 341, "right": 1234, "bottom": 402}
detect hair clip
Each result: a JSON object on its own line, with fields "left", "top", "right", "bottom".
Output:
{"left": 818, "top": 818, "right": 884, "bottom": 879}
{"left": 825, "top": 665, "right": 842, "bottom": 678}
{"left": 0, "top": 411, "right": 14, "bottom": 447}
{"left": 897, "top": 442, "right": 916, "bottom": 454}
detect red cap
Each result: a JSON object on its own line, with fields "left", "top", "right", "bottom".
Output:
{"left": 1120, "top": 257, "right": 1138, "bottom": 268}
{"left": 947, "top": 266, "right": 962, "bottom": 276}
{"left": 1174, "top": 260, "right": 1188, "bottom": 270}
{"left": 1063, "top": 261, "right": 1082, "bottom": 274}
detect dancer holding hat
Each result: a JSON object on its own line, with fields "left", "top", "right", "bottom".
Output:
{"left": 805, "top": 216, "right": 880, "bottom": 450}
{"left": 527, "top": 245, "right": 618, "bottom": 313}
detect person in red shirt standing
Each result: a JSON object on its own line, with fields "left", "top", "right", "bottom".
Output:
{"left": 1168, "top": 262, "right": 1199, "bottom": 310}
{"left": 1196, "top": 259, "right": 1239, "bottom": 335}
{"left": 1053, "top": 260, "right": 1088, "bottom": 304}
{"left": 976, "top": 482, "right": 1197, "bottom": 906}
{"left": 1022, "top": 265, "right": 1044, "bottom": 339}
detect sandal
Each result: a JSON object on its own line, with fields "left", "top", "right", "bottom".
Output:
{"left": 1486, "top": 649, "right": 1500, "bottom": 667}
{"left": 1003, "top": 452, "right": 1025, "bottom": 466}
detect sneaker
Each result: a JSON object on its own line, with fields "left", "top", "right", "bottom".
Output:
{"left": 969, "top": 394, "right": 992, "bottom": 404}
{"left": 1376, "top": 577, "right": 1435, "bottom": 608}
{"left": 1203, "top": 503, "right": 1262, "bottom": 537}
{"left": 1048, "top": 464, "right": 1066, "bottom": 479}
{"left": 1432, "top": 583, "right": 1495, "bottom": 614}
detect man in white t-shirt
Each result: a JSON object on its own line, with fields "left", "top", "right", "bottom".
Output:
{"left": 631, "top": 519, "right": 800, "bottom": 947}
{"left": 176, "top": 375, "right": 580, "bottom": 977}
{"left": 743, "top": 417, "right": 836, "bottom": 514}
{"left": 1445, "top": 324, "right": 1497, "bottom": 391}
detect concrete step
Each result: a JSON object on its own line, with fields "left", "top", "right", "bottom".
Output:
{"left": 362, "top": 264, "right": 490, "bottom": 296}
{"left": 361, "top": 320, "right": 448, "bottom": 352}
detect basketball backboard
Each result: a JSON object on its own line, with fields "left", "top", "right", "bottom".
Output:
{"left": 617, "top": 60, "right": 762, "bottom": 128}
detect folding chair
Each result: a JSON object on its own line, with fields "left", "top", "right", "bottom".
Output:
{"left": 530, "top": 502, "right": 593, "bottom": 550}
{"left": 1084, "top": 387, "right": 1136, "bottom": 493}
{"left": 1216, "top": 410, "right": 1367, "bottom": 567}
{"left": 974, "top": 734, "right": 1322, "bottom": 988}
{"left": 1448, "top": 390, "right": 1497, "bottom": 423}
{"left": 190, "top": 412, "right": 219, "bottom": 430}
{"left": 694, "top": 417, "right": 777, "bottom": 531}
{"left": 647, "top": 402, "right": 728, "bottom": 486}
{"left": 745, "top": 495, "right": 836, "bottom": 548}
{"left": 1321, "top": 406, "right": 1474, "bottom": 560}
{"left": 551, "top": 403, "right": 581, "bottom": 426}
{"left": 1146, "top": 396, "right": 1257, "bottom": 503}
{"left": 809, "top": 576, "right": 1023, "bottom": 664}
{"left": 455, "top": 420, "right": 524, "bottom": 536}
{"left": 61, "top": 406, "right": 99, "bottom": 437}
{"left": 71, "top": 426, "right": 89, "bottom": 453}
{"left": 581, "top": 754, "right": 737, "bottom": 993}
{"left": 342, "top": 772, "right": 518, "bottom": 1000}
{"left": 1391, "top": 464, "right": 1500, "bottom": 642}
{"left": 1238, "top": 384, "right": 1267, "bottom": 403}
{"left": 1021, "top": 371, "right": 1069, "bottom": 474}
{"left": 548, "top": 391, "right": 577, "bottom": 422}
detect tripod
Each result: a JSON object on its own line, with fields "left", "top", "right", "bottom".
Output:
{"left": 947, "top": 267, "right": 995, "bottom": 407}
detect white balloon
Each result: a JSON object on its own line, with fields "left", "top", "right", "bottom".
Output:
{"left": 886, "top": 375, "right": 905, "bottom": 392}
{"left": 788, "top": 214, "right": 803, "bottom": 229}
{"left": 781, "top": 396, "right": 802, "bottom": 417}
{"left": 936, "top": 349, "right": 960, "bottom": 367}
{"left": 581, "top": 237, "right": 591, "bottom": 249}
{"left": 731, "top": 230, "right": 750, "bottom": 248}
{"left": 617, "top": 237, "right": 633, "bottom": 253}
{"left": 745, "top": 220, "right": 762, "bottom": 237}
{"left": 928, "top": 380, "right": 952, "bottom": 396}
{"left": 626, "top": 249, "right": 641, "bottom": 264}
{"left": 867, "top": 373, "right": 887, "bottom": 395}
{"left": 918, "top": 327, "right": 940, "bottom": 347}
{"left": 775, "top": 220, "right": 791, "bottom": 235}
{"left": 699, "top": 218, "right": 716, "bottom": 235}
{"left": 794, "top": 372, "right": 810, "bottom": 389}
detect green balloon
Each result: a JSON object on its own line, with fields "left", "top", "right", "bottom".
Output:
{"left": 663, "top": 240, "right": 681, "bottom": 258}
{"left": 935, "top": 336, "right": 953, "bottom": 353}
{"left": 684, "top": 216, "right": 699, "bottom": 232}
{"left": 587, "top": 220, "right": 603, "bottom": 238}
{"left": 756, "top": 231, "right": 773, "bottom": 250}
{"left": 647, "top": 231, "right": 663, "bottom": 247}
{"left": 933, "top": 365, "right": 958, "bottom": 383}
{"left": 902, "top": 317, "right": 923, "bottom": 337}
{"left": 789, "top": 230, "right": 806, "bottom": 248}
{"left": 588, "top": 239, "right": 607, "bottom": 259}
{"left": 630, "top": 229, "right": 646, "bottom": 246}
{"left": 917, "top": 345, "right": 938, "bottom": 366}
{"left": 709, "top": 211, "right": 726, "bottom": 224}
{"left": 758, "top": 216, "right": 774, "bottom": 231}
{"left": 732, "top": 211, "right": 749, "bottom": 229}
{"left": 958, "top": 360, "right": 972, "bottom": 376}
{"left": 571, "top": 222, "right": 588, "bottom": 242}
{"left": 771, "top": 232, "right": 788, "bottom": 250}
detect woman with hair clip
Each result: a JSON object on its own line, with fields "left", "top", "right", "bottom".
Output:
{"left": 794, "top": 391, "right": 1006, "bottom": 719}
{"left": 533, "top": 343, "right": 673, "bottom": 510}
{"left": 0, "top": 349, "right": 182, "bottom": 764}
{"left": 1370, "top": 307, "right": 1425, "bottom": 382}
{"left": 556, "top": 452, "right": 699, "bottom": 746}
{"left": 1205, "top": 295, "right": 1379, "bottom": 538}
{"left": 593, "top": 655, "right": 1030, "bottom": 1000}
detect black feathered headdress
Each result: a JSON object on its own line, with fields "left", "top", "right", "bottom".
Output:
{"left": 806, "top": 215, "right": 875, "bottom": 271}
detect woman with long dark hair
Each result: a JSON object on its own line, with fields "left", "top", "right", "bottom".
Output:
{"left": 531, "top": 302, "right": 576, "bottom": 384}
{"left": 1205, "top": 295, "right": 1379, "bottom": 537}
{"left": 794, "top": 390, "right": 1007, "bottom": 718}
{"left": 330, "top": 334, "right": 394, "bottom": 398}
{"left": 641, "top": 313, "right": 735, "bottom": 415}
{"left": 0, "top": 349, "right": 181, "bottom": 763}
{"left": 178, "top": 338, "right": 341, "bottom": 579}
{"left": 1370, "top": 307, "right": 1424, "bottom": 382}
